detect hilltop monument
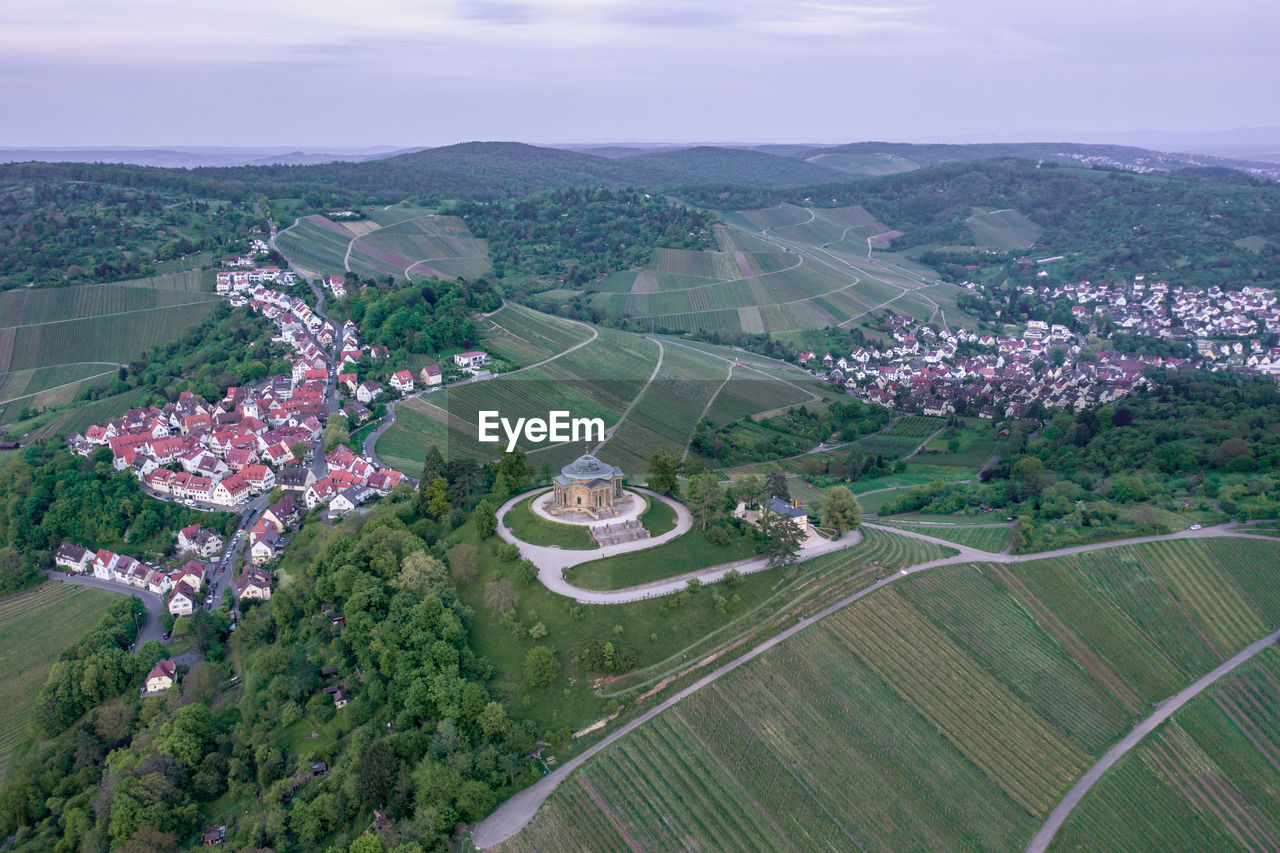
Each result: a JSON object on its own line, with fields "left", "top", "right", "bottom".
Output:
{"left": 546, "top": 451, "right": 629, "bottom": 519}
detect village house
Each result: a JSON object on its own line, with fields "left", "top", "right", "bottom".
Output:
{"left": 177, "top": 525, "right": 224, "bottom": 558}
{"left": 236, "top": 569, "right": 273, "bottom": 600}
{"left": 356, "top": 381, "right": 383, "bottom": 404}
{"left": 325, "top": 685, "right": 350, "bottom": 709}
{"left": 390, "top": 370, "right": 415, "bottom": 394}
{"left": 453, "top": 350, "right": 490, "bottom": 370}
{"left": 54, "top": 543, "right": 93, "bottom": 573}
{"left": 276, "top": 467, "right": 316, "bottom": 494}
{"left": 168, "top": 582, "right": 199, "bottom": 617}
{"left": 250, "top": 530, "right": 282, "bottom": 564}
{"left": 419, "top": 363, "right": 443, "bottom": 386}
{"left": 262, "top": 495, "right": 301, "bottom": 531}
{"left": 142, "top": 659, "right": 177, "bottom": 696}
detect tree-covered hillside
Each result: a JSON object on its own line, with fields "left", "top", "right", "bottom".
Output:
{"left": 678, "top": 160, "right": 1280, "bottom": 287}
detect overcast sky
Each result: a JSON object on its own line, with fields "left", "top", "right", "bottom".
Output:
{"left": 4, "top": 0, "right": 1278, "bottom": 148}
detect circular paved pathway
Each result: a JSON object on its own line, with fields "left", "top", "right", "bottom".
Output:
{"left": 495, "top": 487, "right": 863, "bottom": 604}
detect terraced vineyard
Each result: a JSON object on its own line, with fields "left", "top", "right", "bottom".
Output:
{"left": 275, "top": 210, "right": 491, "bottom": 282}
{"left": 0, "top": 583, "right": 118, "bottom": 783}
{"left": 495, "top": 536, "right": 1280, "bottom": 852}
{"left": 273, "top": 215, "right": 354, "bottom": 276}
{"left": 376, "top": 310, "right": 828, "bottom": 475}
{"left": 967, "top": 207, "right": 1042, "bottom": 251}
{"left": 585, "top": 206, "right": 965, "bottom": 336}
{"left": 876, "top": 520, "right": 1011, "bottom": 552}
{"left": 351, "top": 214, "right": 490, "bottom": 281}
{"left": 1053, "top": 648, "right": 1280, "bottom": 851}
{"left": 478, "top": 302, "right": 592, "bottom": 367}
{"left": 0, "top": 274, "right": 219, "bottom": 423}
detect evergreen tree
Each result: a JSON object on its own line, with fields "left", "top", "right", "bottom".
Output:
{"left": 764, "top": 470, "right": 790, "bottom": 502}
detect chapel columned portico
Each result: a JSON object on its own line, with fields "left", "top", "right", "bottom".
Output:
{"left": 546, "top": 453, "right": 630, "bottom": 519}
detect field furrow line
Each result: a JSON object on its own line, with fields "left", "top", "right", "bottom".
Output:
{"left": 576, "top": 776, "right": 644, "bottom": 852}
{"left": 988, "top": 561, "right": 1141, "bottom": 713}
{"left": 1212, "top": 687, "right": 1280, "bottom": 774}
{"left": 670, "top": 708, "right": 790, "bottom": 843}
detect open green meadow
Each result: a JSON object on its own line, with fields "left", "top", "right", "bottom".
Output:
{"left": 0, "top": 583, "right": 119, "bottom": 783}
{"left": 504, "top": 494, "right": 597, "bottom": 550}
{"left": 564, "top": 526, "right": 759, "bottom": 591}
{"left": 497, "top": 535, "right": 1280, "bottom": 851}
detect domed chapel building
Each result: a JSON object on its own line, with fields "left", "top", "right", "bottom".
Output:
{"left": 547, "top": 452, "right": 628, "bottom": 518}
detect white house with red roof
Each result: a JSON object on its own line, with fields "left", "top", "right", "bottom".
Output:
{"left": 453, "top": 351, "right": 490, "bottom": 369}
{"left": 390, "top": 370, "right": 415, "bottom": 394}
{"left": 242, "top": 464, "right": 275, "bottom": 493}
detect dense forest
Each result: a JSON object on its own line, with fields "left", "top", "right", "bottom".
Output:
{"left": 455, "top": 188, "right": 715, "bottom": 287}
{"left": 0, "top": 491, "right": 542, "bottom": 852}
{"left": 329, "top": 276, "right": 501, "bottom": 360}
{"left": 0, "top": 179, "right": 259, "bottom": 287}
{"left": 881, "top": 371, "right": 1280, "bottom": 547}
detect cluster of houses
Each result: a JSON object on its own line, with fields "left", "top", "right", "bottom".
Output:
{"left": 804, "top": 317, "right": 1178, "bottom": 418}
{"left": 56, "top": 542, "right": 179, "bottom": 595}
{"left": 805, "top": 276, "right": 1280, "bottom": 418}
{"left": 1016, "top": 279, "right": 1280, "bottom": 353}
{"left": 302, "top": 444, "right": 408, "bottom": 515}
{"left": 215, "top": 268, "right": 297, "bottom": 293}
{"left": 69, "top": 390, "right": 321, "bottom": 507}
{"left": 219, "top": 239, "right": 273, "bottom": 270}
{"left": 56, "top": 541, "right": 212, "bottom": 617}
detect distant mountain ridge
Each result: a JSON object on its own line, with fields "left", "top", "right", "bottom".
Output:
{"left": 2, "top": 139, "right": 1275, "bottom": 204}
{"left": 0, "top": 146, "right": 424, "bottom": 168}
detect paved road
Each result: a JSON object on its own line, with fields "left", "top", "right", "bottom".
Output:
{"left": 1027, "top": 627, "right": 1280, "bottom": 853}
{"left": 43, "top": 571, "right": 167, "bottom": 650}
{"left": 472, "top": 520, "right": 1277, "bottom": 847}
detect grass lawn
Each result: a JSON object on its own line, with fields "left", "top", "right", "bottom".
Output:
{"left": 505, "top": 493, "right": 597, "bottom": 550}
{"left": 639, "top": 494, "right": 677, "bottom": 535}
{"left": 565, "top": 526, "right": 759, "bottom": 591}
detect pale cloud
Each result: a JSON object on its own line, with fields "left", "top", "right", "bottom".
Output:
{"left": 0, "top": 0, "right": 1277, "bottom": 146}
